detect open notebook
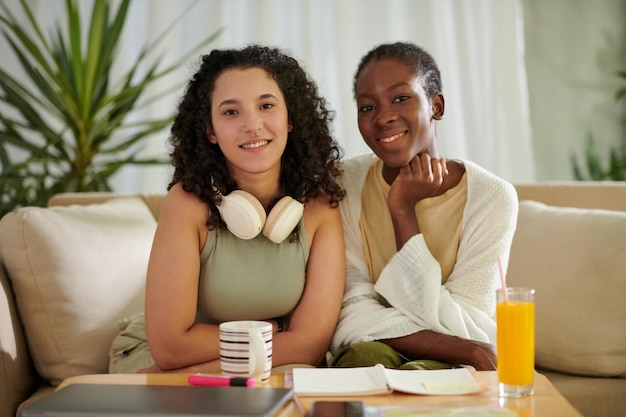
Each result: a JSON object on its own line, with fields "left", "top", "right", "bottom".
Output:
{"left": 293, "top": 365, "right": 482, "bottom": 396}
{"left": 19, "top": 384, "right": 293, "bottom": 417}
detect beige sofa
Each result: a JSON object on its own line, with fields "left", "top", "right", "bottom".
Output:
{"left": 1, "top": 183, "right": 625, "bottom": 417}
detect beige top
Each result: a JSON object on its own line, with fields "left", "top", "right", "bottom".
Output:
{"left": 196, "top": 219, "right": 308, "bottom": 323}
{"left": 360, "top": 158, "right": 467, "bottom": 284}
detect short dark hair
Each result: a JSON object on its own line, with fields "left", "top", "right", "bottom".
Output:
{"left": 353, "top": 42, "right": 442, "bottom": 99}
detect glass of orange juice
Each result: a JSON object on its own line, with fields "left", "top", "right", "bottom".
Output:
{"left": 496, "top": 287, "right": 535, "bottom": 397}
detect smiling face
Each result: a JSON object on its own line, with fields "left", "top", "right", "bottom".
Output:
{"left": 208, "top": 67, "right": 291, "bottom": 182}
{"left": 355, "top": 57, "right": 444, "bottom": 170}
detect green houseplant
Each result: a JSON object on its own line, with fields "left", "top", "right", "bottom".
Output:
{"left": 0, "top": 0, "right": 221, "bottom": 217}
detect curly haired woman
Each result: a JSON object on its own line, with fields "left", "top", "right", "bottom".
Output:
{"left": 109, "top": 45, "right": 345, "bottom": 374}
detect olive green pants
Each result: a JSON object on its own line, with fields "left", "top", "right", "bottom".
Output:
{"left": 330, "top": 341, "right": 456, "bottom": 370}
{"left": 109, "top": 314, "right": 155, "bottom": 374}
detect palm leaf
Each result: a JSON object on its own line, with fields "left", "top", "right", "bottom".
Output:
{"left": 0, "top": 0, "right": 221, "bottom": 215}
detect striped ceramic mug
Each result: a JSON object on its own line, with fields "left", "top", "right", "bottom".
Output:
{"left": 219, "top": 320, "right": 273, "bottom": 381}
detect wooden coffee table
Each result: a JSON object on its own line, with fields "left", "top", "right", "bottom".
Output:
{"left": 58, "top": 371, "right": 583, "bottom": 417}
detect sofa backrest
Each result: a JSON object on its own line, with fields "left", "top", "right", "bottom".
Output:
{"left": 46, "top": 182, "right": 626, "bottom": 217}
{"left": 515, "top": 181, "right": 626, "bottom": 211}
{"left": 509, "top": 181, "right": 626, "bottom": 379}
{"left": 48, "top": 192, "right": 165, "bottom": 220}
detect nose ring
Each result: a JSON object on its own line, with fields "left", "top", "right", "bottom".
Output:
{"left": 244, "top": 125, "right": 260, "bottom": 137}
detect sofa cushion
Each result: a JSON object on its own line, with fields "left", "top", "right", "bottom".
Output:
{"left": 0, "top": 197, "right": 156, "bottom": 385}
{"left": 507, "top": 200, "right": 626, "bottom": 378}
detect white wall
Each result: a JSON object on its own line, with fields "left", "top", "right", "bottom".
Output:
{"left": 1, "top": 0, "right": 624, "bottom": 193}
{"left": 107, "top": 0, "right": 535, "bottom": 190}
{"left": 523, "top": 0, "right": 626, "bottom": 180}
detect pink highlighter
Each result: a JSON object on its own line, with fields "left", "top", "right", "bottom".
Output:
{"left": 188, "top": 374, "right": 256, "bottom": 387}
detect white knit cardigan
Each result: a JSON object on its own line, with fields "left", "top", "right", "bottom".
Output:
{"left": 330, "top": 154, "right": 518, "bottom": 355}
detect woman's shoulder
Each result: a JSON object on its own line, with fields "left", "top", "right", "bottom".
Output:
{"left": 339, "top": 154, "right": 376, "bottom": 196}
{"left": 462, "top": 160, "right": 515, "bottom": 192}
{"left": 304, "top": 193, "right": 340, "bottom": 216}
{"left": 460, "top": 160, "right": 517, "bottom": 214}
{"left": 302, "top": 193, "right": 342, "bottom": 231}
{"left": 160, "top": 182, "right": 210, "bottom": 225}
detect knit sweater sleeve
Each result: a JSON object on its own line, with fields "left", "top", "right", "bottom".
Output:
{"left": 374, "top": 160, "right": 518, "bottom": 344}
{"left": 330, "top": 158, "right": 518, "bottom": 355}
{"left": 330, "top": 155, "right": 422, "bottom": 355}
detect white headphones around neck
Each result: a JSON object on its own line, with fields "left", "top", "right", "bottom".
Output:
{"left": 217, "top": 190, "right": 304, "bottom": 244}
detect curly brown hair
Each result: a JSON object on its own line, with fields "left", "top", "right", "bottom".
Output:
{"left": 168, "top": 45, "right": 345, "bottom": 230}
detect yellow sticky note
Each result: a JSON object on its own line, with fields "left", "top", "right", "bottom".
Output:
{"left": 422, "top": 381, "right": 479, "bottom": 394}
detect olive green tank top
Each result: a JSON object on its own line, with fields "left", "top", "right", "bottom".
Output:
{"left": 196, "top": 219, "right": 308, "bottom": 324}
